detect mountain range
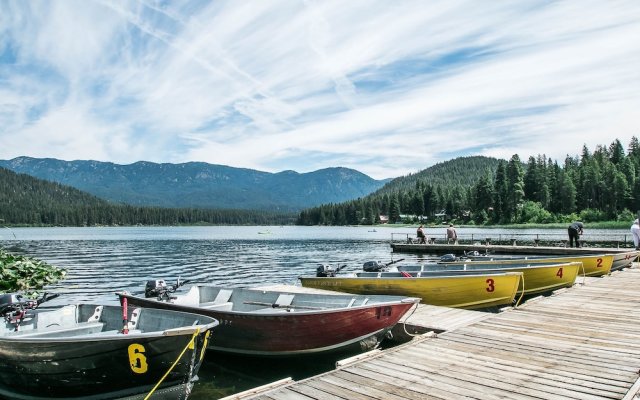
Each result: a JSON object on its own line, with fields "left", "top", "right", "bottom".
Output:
{"left": 0, "top": 157, "right": 391, "bottom": 211}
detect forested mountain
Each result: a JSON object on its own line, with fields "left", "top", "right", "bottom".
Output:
{"left": 0, "top": 168, "right": 294, "bottom": 226}
{"left": 371, "top": 156, "right": 502, "bottom": 195}
{"left": 0, "top": 158, "right": 389, "bottom": 211}
{"left": 298, "top": 138, "right": 640, "bottom": 225}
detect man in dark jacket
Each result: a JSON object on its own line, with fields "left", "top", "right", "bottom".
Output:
{"left": 568, "top": 221, "right": 584, "bottom": 247}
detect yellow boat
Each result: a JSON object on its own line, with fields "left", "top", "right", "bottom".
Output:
{"left": 399, "top": 262, "right": 581, "bottom": 296}
{"left": 299, "top": 271, "right": 522, "bottom": 309}
{"left": 461, "top": 254, "right": 613, "bottom": 277}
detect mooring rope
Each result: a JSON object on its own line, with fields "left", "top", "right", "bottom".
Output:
{"left": 144, "top": 328, "right": 200, "bottom": 400}
{"left": 402, "top": 301, "right": 421, "bottom": 337}
{"left": 579, "top": 262, "right": 586, "bottom": 284}
{"left": 514, "top": 272, "right": 525, "bottom": 307}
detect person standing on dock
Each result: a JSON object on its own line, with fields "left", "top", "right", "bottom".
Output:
{"left": 568, "top": 221, "right": 584, "bottom": 247}
{"left": 416, "top": 225, "right": 426, "bottom": 244}
{"left": 446, "top": 224, "right": 458, "bottom": 244}
{"left": 631, "top": 219, "right": 640, "bottom": 250}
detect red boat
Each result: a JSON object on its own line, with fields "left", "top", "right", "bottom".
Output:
{"left": 118, "top": 282, "right": 419, "bottom": 356}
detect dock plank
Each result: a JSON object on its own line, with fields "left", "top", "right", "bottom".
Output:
{"left": 440, "top": 331, "right": 640, "bottom": 376}
{"left": 343, "top": 365, "right": 458, "bottom": 400}
{"left": 406, "top": 342, "right": 629, "bottom": 396}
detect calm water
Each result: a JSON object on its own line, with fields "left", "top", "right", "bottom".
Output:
{"left": 0, "top": 225, "right": 630, "bottom": 305}
{"left": 0, "top": 225, "right": 631, "bottom": 398}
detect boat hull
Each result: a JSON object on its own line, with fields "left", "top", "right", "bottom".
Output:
{"left": 610, "top": 250, "right": 639, "bottom": 271}
{"left": 399, "top": 262, "right": 580, "bottom": 296}
{"left": 300, "top": 273, "right": 521, "bottom": 309}
{"left": 0, "top": 305, "right": 216, "bottom": 400}
{"left": 120, "top": 292, "right": 417, "bottom": 357}
{"left": 460, "top": 254, "right": 614, "bottom": 277}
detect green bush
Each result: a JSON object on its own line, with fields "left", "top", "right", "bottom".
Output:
{"left": 616, "top": 209, "right": 635, "bottom": 223}
{"left": 519, "top": 201, "right": 554, "bottom": 224}
{"left": 579, "top": 208, "right": 607, "bottom": 222}
{"left": 0, "top": 249, "right": 66, "bottom": 293}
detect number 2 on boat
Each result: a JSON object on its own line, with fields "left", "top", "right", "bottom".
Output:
{"left": 128, "top": 343, "right": 148, "bottom": 374}
{"left": 486, "top": 278, "right": 495, "bottom": 292}
{"left": 597, "top": 258, "right": 603, "bottom": 268}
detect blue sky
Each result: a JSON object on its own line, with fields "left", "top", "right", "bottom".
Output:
{"left": 1, "top": 1, "right": 639, "bottom": 179}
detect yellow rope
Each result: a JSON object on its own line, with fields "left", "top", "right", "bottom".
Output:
{"left": 144, "top": 328, "right": 200, "bottom": 400}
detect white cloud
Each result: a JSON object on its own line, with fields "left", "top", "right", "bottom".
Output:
{"left": 0, "top": 0, "right": 639, "bottom": 178}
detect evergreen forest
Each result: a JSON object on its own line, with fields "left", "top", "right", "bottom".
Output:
{"left": 297, "top": 138, "right": 640, "bottom": 226}
{"left": 0, "top": 168, "right": 295, "bottom": 226}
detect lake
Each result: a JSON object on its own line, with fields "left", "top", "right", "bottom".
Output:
{"left": 0, "top": 226, "right": 631, "bottom": 305}
{"left": 0, "top": 225, "right": 632, "bottom": 398}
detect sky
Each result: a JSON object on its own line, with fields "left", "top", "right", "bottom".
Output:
{"left": 1, "top": 1, "right": 639, "bottom": 180}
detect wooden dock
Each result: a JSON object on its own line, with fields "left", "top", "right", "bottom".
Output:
{"left": 239, "top": 266, "right": 640, "bottom": 400}
{"left": 391, "top": 242, "right": 636, "bottom": 256}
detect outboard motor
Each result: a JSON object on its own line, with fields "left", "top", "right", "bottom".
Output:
{"left": 145, "top": 278, "right": 190, "bottom": 301}
{"left": 0, "top": 294, "right": 29, "bottom": 315}
{"left": 316, "top": 264, "right": 337, "bottom": 277}
{"left": 1, "top": 292, "right": 59, "bottom": 331}
{"left": 440, "top": 253, "right": 457, "bottom": 262}
{"left": 363, "top": 260, "right": 385, "bottom": 272}
{"left": 316, "top": 264, "right": 348, "bottom": 277}
{"left": 145, "top": 279, "right": 168, "bottom": 298}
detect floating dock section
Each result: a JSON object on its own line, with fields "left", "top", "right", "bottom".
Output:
{"left": 240, "top": 266, "right": 640, "bottom": 399}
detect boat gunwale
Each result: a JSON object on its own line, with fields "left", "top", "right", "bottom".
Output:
{"left": 121, "top": 291, "right": 420, "bottom": 317}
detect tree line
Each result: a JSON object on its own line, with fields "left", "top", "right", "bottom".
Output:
{"left": 297, "top": 137, "right": 640, "bottom": 225}
{"left": 0, "top": 168, "right": 296, "bottom": 226}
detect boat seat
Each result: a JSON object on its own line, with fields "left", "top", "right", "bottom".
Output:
{"left": 357, "top": 272, "right": 380, "bottom": 278}
{"left": 275, "top": 294, "right": 294, "bottom": 307}
{"left": 35, "top": 304, "right": 78, "bottom": 329}
{"left": 13, "top": 322, "right": 106, "bottom": 338}
{"left": 173, "top": 286, "right": 200, "bottom": 306}
{"left": 196, "top": 289, "right": 234, "bottom": 311}
{"left": 213, "top": 289, "right": 233, "bottom": 303}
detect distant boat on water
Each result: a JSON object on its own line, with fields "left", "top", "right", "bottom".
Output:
{"left": 258, "top": 230, "right": 272, "bottom": 235}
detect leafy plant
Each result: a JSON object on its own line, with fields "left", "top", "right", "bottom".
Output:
{"left": 0, "top": 249, "right": 66, "bottom": 293}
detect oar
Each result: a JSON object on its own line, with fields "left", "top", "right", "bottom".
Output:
{"left": 242, "top": 301, "right": 324, "bottom": 310}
